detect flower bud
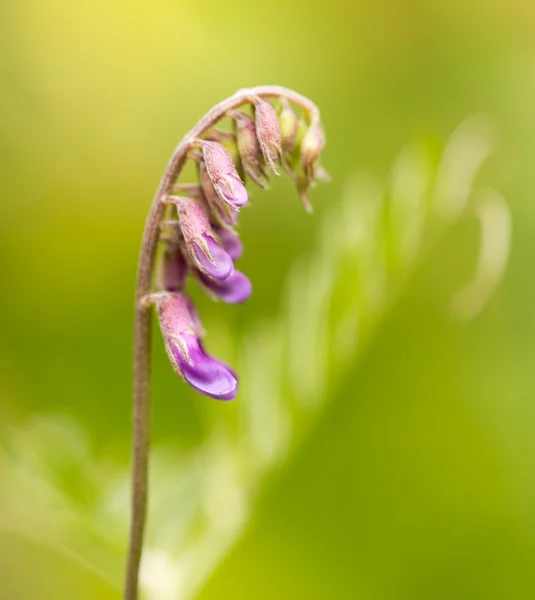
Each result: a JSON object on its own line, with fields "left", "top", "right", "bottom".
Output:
{"left": 202, "top": 142, "right": 248, "bottom": 208}
{"left": 214, "top": 225, "right": 243, "bottom": 261}
{"left": 278, "top": 98, "right": 298, "bottom": 153}
{"left": 295, "top": 169, "right": 313, "bottom": 214}
{"left": 196, "top": 269, "right": 252, "bottom": 304}
{"left": 158, "top": 243, "right": 189, "bottom": 291}
{"left": 230, "top": 110, "right": 268, "bottom": 188}
{"left": 176, "top": 197, "right": 234, "bottom": 281}
{"left": 153, "top": 292, "right": 238, "bottom": 400}
{"left": 254, "top": 97, "right": 282, "bottom": 175}
{"left": 300, "top": 117, "right": 325, "bottom": 183}
{"left": 198, "top": 160, "right": 239, "bottom": 229}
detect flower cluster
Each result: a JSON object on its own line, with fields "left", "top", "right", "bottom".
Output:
{"left": 146, "top": 93, "right": 326, "bottom": 400}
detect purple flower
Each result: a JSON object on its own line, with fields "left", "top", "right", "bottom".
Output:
{"left": 196, "top": 269, "right": 252, "bottom": 304}
{"left": 198, "top": 160, "right": 239, "bottom": 229}
{"left": 202, "top": 142, "right": 248, "bottom": 209}
{"left": 154, "top": 292, "right": 238, "bottom": 400}
{"left": 176, "top": 197, "right": 234, "bottom": 281}
{"left": 214, "top": 226, "right": 243, "bottom": 261}
{"left": 190, "top": 234, "right": 234, "bottom": 281}
{"left": 158, "top": 244, "right": 189, "bottom": 291}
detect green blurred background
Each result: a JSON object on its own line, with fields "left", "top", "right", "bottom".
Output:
{"left": 1, "top": 0, "right": 535, "bottom": 599}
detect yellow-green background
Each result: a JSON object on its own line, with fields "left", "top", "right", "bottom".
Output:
{"left": 1, "top": 0, "right": 535, "bottom": 599}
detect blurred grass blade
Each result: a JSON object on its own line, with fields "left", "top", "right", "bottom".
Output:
{"left": 451, "top": 189, "right": 512, "bottom": 321}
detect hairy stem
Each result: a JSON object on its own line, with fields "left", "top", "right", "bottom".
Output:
{"left": 125, "top": 86, "right": 319, "bottom": 600}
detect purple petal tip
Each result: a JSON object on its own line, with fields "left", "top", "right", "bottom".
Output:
{"left": 218, "top": 175, "right": 248, "bottom": 208}
{"left": 198, "top": 269, "right": 252, "bottom": 304}
{"left": 191, "top": 234, "right": 234, "bottom": 281}
{"left": 172, "top": 335, "right": 238, "bottom": 400}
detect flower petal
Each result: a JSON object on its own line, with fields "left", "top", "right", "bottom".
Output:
{"left": 171, "top": 334, "right": 238, "bottom": 400}
{"left": 197, "top": 269, "right": 252, "bottom": 304}
{"left": 191, "top": 233, "right": 234, "bottom": 281}
{"left": 215, "top": 174, "right": 248, "bottom": 208}
{"left": 215, "top": 227, "right": 243, "bottom": 261}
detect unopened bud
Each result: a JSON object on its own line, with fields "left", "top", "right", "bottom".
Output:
{"left": 278, "top": 98, "right": 299, "bottom": 153}
{"left": 202, "top": 142, "right": 248, "bottom": 208}
{"left": 301, "top": 117, "right": 325, "bottom": 183}
{"left": 229, "top": 110, "right": 268, "bottom": 189}
{"left": 198, "top": 160, "right": 239, "bottom": 229}
{"left": 254, "top": 97, "right": 282, "bottom": 175}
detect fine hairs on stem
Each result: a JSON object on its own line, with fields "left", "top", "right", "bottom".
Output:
{"left": 125, "top": 86, "right": 326, "bottom": 600}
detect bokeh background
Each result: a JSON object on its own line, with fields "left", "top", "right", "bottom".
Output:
{"left": 1, "top": 1, "right": 535, "bottom": 599}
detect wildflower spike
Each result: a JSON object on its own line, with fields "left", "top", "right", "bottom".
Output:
{"left": 128, "top": 87, "right": 326, "bottom": 600}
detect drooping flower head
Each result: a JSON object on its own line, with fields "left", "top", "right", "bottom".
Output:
{"left": 151, "top": 89, "right": 326, "bottom": 400}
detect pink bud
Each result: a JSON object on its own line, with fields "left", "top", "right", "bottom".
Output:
{"left": 202, "top": 142, "right": 248, "bottom": 209}
{"left": 254, "top": 98, "right": 282, "bottom": 175}
{"left": 198, "top": 160, "right": 239, "bottom": 229}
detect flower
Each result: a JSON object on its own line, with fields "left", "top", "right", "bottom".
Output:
{"left": 153, "top": 292, "right": 238, "bottom": 400}
{"left": 175, "top": 196, "right": 234, "bottom": 281}
{"left": 214, "top": 225, "right": 243, "bottom": 261}
{"left": 198, "top": 160, "right": 239, "bottom": 229}
{"left": 202, "top": 142, "right": 248, "bottom": 208}
{"left": 158, "top": 243, "right": 189, "bottom": 292}
{"left": 151, "top": 90, "right": 326, "bottom": 400}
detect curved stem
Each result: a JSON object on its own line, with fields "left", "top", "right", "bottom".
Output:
{"left": 124, "top": 87, "right": 319, "bottom": 600}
